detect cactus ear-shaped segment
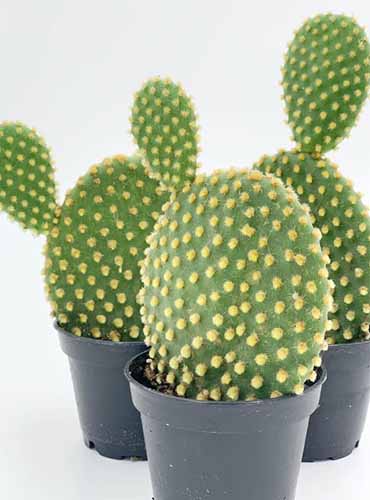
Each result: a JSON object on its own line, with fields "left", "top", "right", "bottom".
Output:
{"left": 282, "top": 14, "right": 370, "bottom": 154}
{"left": 44, "top": 155, "right": 168, "bottom": 341}
{"left": 0, "top": 122, "right": 57, "bottom": 235}
{"left": 131, "top": 77, "right": 200, "bottom": 191}
{"left": 141, "top": 170, "right": 330, "bottom": 400}
{"left": 255, "top": 151, "right": 370, "bottom": 344}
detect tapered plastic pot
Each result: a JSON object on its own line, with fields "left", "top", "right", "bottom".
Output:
{"left": 303, "top": 339, "right": 370, "bottom": 462}
{"left": 56, "top": 323, "right": 147, "bottom": 460}
{"left": 126, "top": 351, "right": 326, "bottom": 500}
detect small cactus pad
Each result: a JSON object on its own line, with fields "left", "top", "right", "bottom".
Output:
{"left": 141, "top": 169, "right": 331, "bottom": 400}
{"left": 131, "top": 77, "right": 200, "bottom": 190}
{"left": 283, "top": 14, "right": 370, "bottom": 153}
{"left": 44, "top": 155, "right": 167, "bottom": 341}
{"left": 0, "top": 122, "right": 57, "bottom": 234}
{"left": 256, "top": 151, "right": 370, "bottom": 344}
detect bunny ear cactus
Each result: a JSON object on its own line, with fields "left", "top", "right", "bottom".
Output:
{"left": 0, "top": 107, "right": 169, "bottom": 341}
{"left": 44, "top": 155, "right": 166, "bottom": 341}
{"left": 256, "top": 13, "right": 370, "bottom": 345}
{"left": 0, "top": 121, "right": 58, "bottom": 234}
{"left": 44, "top": 76, "right": 200, "bottom": 340}
{"left": 256, "top": 152, "right": 370, "bottom": 345}
{"left": 140, "top": 169, "right": 331, "bottom": 401}
{"left": 131, "top": 77, "right": 200, "bottom": 191}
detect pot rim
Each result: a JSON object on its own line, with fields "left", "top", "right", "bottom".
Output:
{"left": 54, "top": 321, "right": 146, "bottom": 347}
{"left": 327, "top": 338, "right": 370, "bottom": 350}
{"left": 125, "top": 349, "right": 327, "bottom": 409}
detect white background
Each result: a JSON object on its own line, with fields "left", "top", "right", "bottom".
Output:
{"left": 1, "top": 1, "right": 370, "bottom": 498}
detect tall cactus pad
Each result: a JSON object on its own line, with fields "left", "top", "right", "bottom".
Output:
{"left": 141, "top": 170, "right": 331, "bottom": 400}
{"left": 131, "top": 77, "right": 200, "bottom": 190}
{"left": 283, "top": 14, "right": 370, "bottom": 153}
{"left": 0, "top": 122, "right": 57, "bottom": 234}
{"left": 256, "top": 151, "right": 370, "bottom": 344}
{"left": 44, "top": 155, "right": 167, "bottom": 341}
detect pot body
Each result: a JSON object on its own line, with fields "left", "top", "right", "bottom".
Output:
{"left": 126, "top": 351, "right": 326, "bottom": 500}
{"left": 303, "top": 339, "right": 370, "bottom": 462}
{"left": 57, "top": 324, "right": 147, "bottom": 459}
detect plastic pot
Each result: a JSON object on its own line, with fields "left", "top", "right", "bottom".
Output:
{"left": 303, "top": 339, "right": 370, "bottom": 462}
{"left": 57, "top": 323, "right": 147, "bottom": 460}
{"left": 126, "top": 351, "right": 326, "bottom": 500}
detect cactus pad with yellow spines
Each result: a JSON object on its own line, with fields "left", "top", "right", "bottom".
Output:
{"left": 283, "top": 14, "right": 370, "bottom": 154}
{"left": 131, "top": 77, "right": 200, "bottom": 191}
{"left": 0, "top": 121, "right": 57, "bottom": 235}
{"left": 140, "top": 169, "right": 331, "bottom": 400}
{"left": 44, "top": 155, "right": 167, "bottom": 341}
{"left": 256, "top": 151, "right": 370, "bottom": 344}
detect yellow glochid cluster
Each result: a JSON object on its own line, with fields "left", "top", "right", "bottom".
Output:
{"left": 140, "top": 169, "right": 332, "bottom": 400}
{"left": 44, "top": 155, "right": 167, "bottom": 341}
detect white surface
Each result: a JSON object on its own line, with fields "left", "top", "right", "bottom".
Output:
{"left": 1, "top": 0, "right": 370, "bottom": 498}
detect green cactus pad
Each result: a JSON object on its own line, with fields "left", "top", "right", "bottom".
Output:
{"left": 140, "top": 169, "right": 331, "bottom": 400}
{"left": 131, "top": 77, "right": 200, "bottom": 191}
{"left": 0, "top": 122, "right": 57, "bottom": 234}
{"left": 256, "top": 150, "right": 370, "bottom": 344}
{"left": 44, "top": 155, "right": 167, "bottom": 341}
{"left": 283, "top": 13, "right": 370, "bottom": 154}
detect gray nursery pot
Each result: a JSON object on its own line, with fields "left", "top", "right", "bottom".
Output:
{"left": 57, "top": 323, "right": 147, "bottom": 460}
{"left": 303, "top": 339, "right": 370, "bottom": 462}
{"left": 126, "top": 351, "right": 326, "bottom": 500}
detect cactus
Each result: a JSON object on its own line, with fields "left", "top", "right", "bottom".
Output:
{"left": 0, "top": 114, "right": 171, "bottom": 341}
{"left": 140, "top": 169, "right": 331, "bottom": 400}
{"left": 255, "top": 13, "right": 370, "bottom": 344}
{"left": 0, "top": 122, "right": 57, "bottom": 235}
{"left": 132, "top": 77, "right": 330, "bottom": 400}
{"left": 131, "top": 77, "right": 200, "bottom": 191}
{"left": 282, "top": 13, "right": 370, "bottom": 154}
{"left": 0, "top": 78, "right": 201, "bottom": 340}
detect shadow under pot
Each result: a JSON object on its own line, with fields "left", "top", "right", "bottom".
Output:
{"left": 56, "top": 323, "right": 147, "bottom": 460}
{"left": 126, "top": 351, "right": 326, "bottom": 500}
{"left": 303, "top": 339, "right": 370, "bottom": 462}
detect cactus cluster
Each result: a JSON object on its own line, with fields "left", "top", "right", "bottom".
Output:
{"left": 135, "top": 78, "right": 331, "bottom": 401}
{"left": 256, "top": 13, "right": 370, "bottom": 344}
{"left": 2, "top": 14, "right": 369, "bottom": 402}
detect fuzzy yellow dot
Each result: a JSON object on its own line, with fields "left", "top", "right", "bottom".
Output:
{"left": 251, "top": 375, "right": 264, "bottom": 389}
